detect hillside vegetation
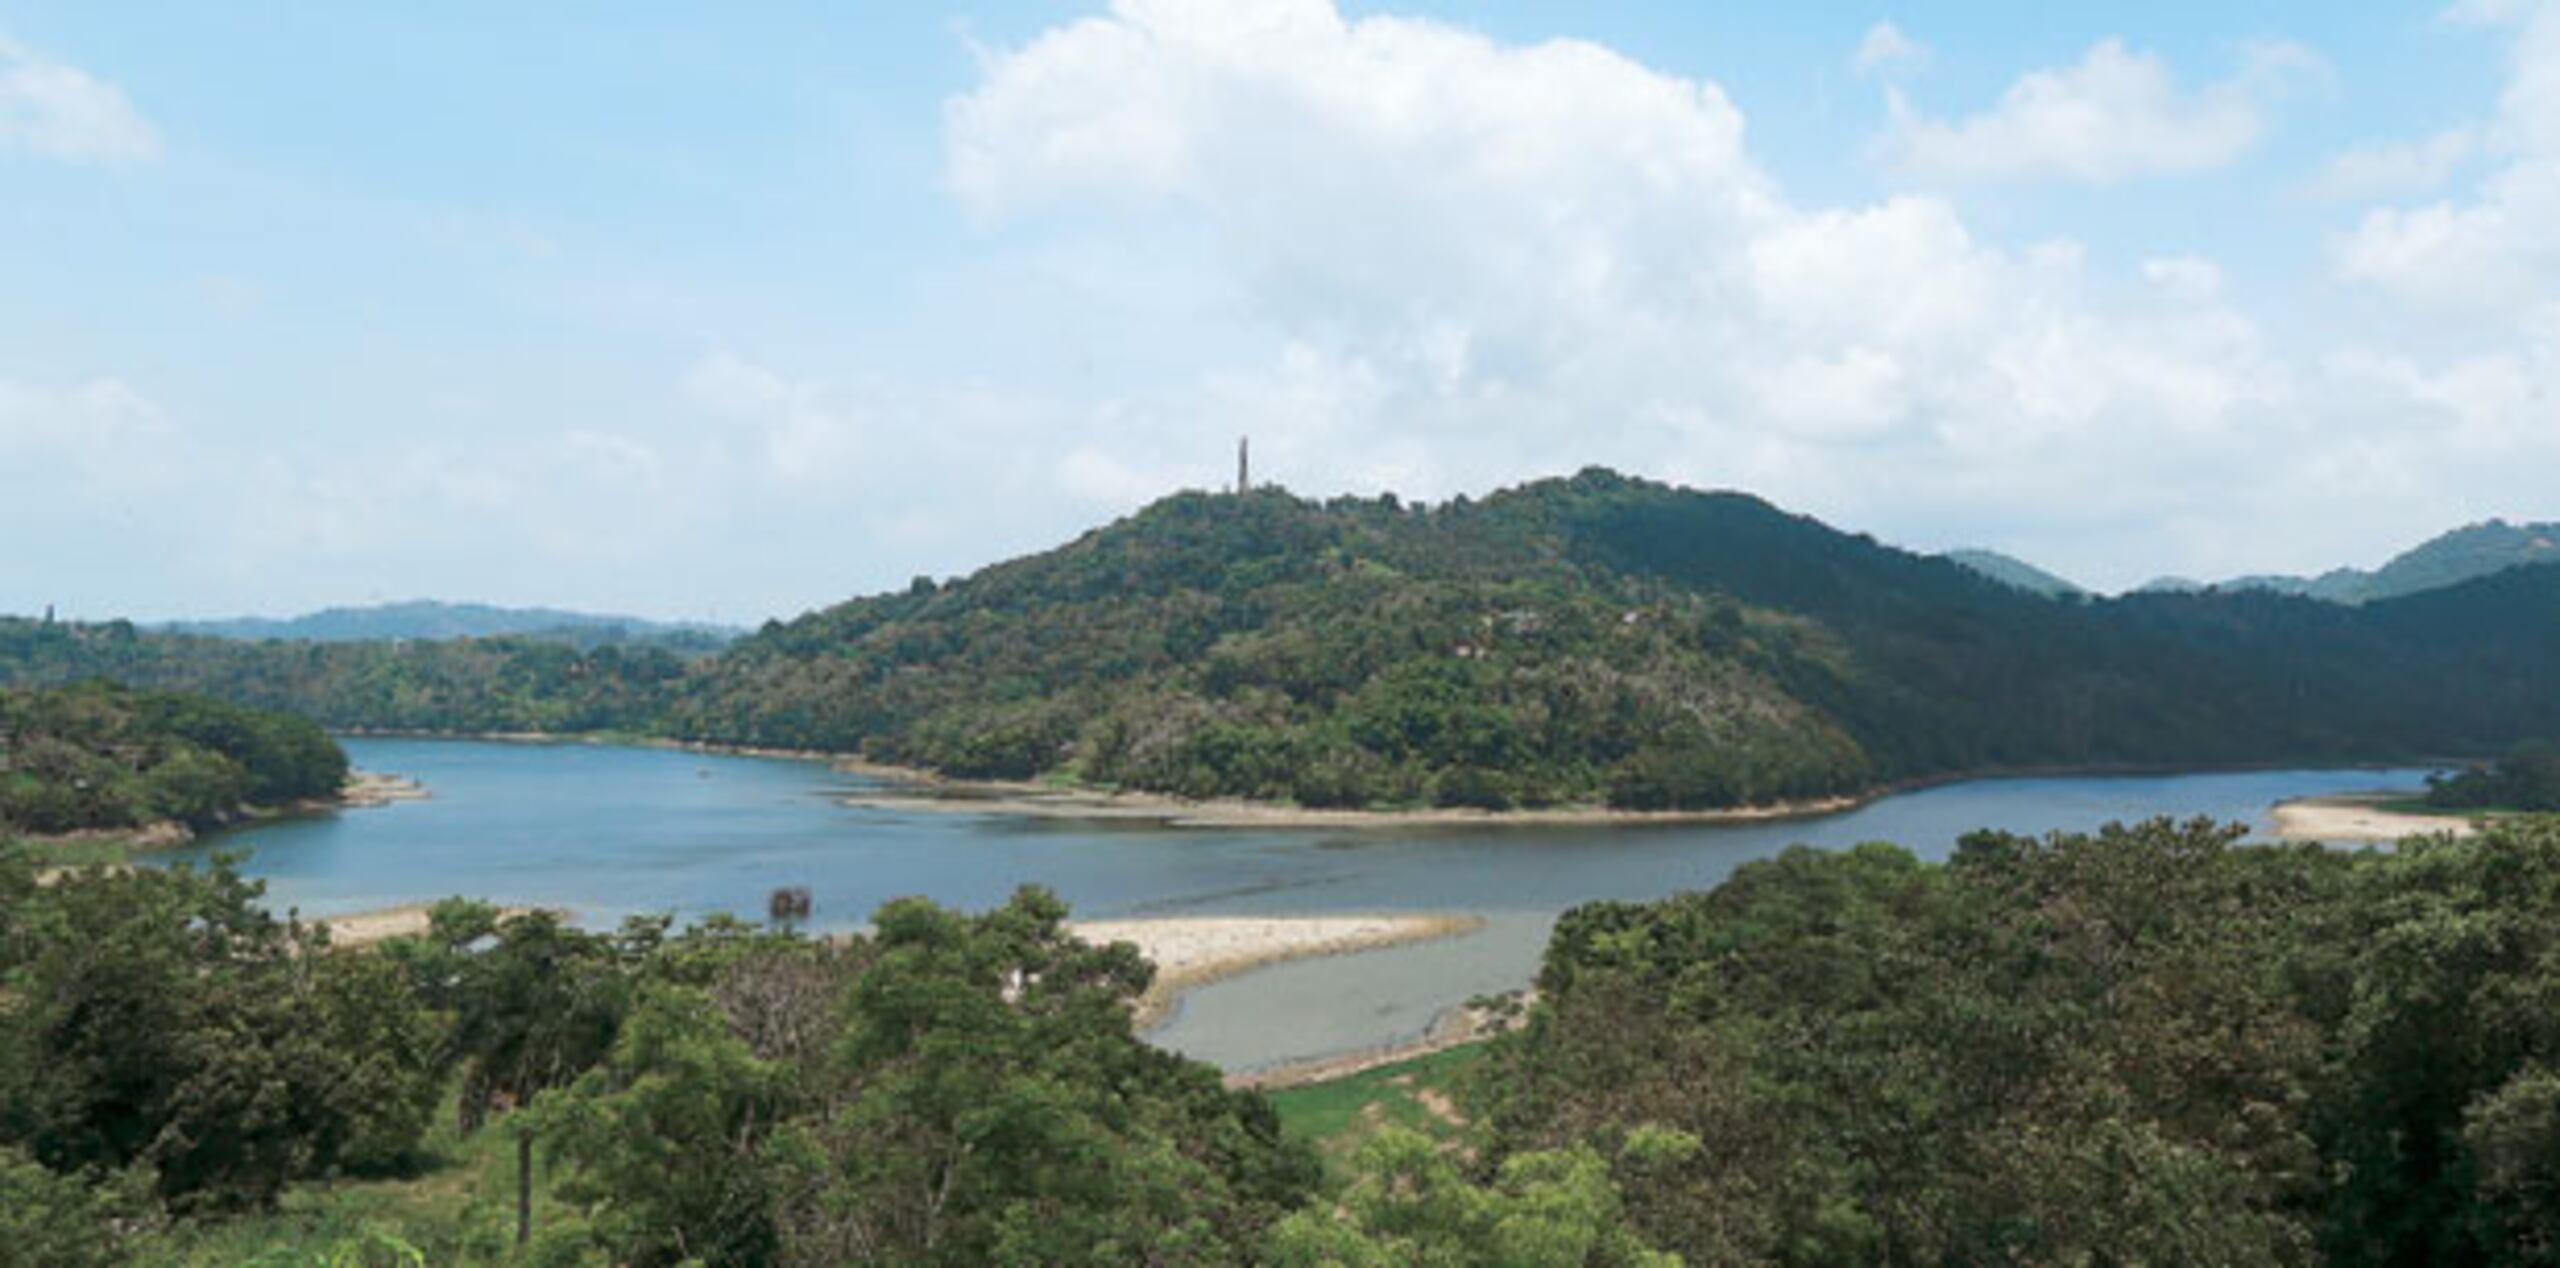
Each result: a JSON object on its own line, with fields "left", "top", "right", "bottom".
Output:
{"left": 677, "top": 468, "right": 2560, "bottom": 803}
{"left": 2426, "top": 742, "right": 2560, "bottom": 813}
{"left": 1478, "top": 816, "right": 2560, "bottom": 1266}
{"left": 18, "top": 820, "right": 2560, "bottom": 1262}
{"left": 0, "top": 858, "right": 1669, "bottom": 1265}
{"left": 0, "top": 622, "right": 688, "bottom": 737}
{"left": 6, "top": 470, "right": 2560, "bottom": 810}
{"left": 1941, "top": 548, "right": 2088, "bottom": 598}
{"left": 0, "top": 681, "right": 346, "bottom": 837}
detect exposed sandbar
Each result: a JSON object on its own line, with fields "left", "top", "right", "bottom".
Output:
{"left": 319, "top": 902, "right": 541, "bottom": 948}
{"left": 833, "top": 762, "right": 1858, "bottom": 831}
{"left": 340, "top": 770, "right": 430, "bottom": 808}
{"left": 2271, "top": 793, "right": 2478, "bottom": 843}
{"left": 1070, "top": 913, "right": 1486, "bottom": 1029}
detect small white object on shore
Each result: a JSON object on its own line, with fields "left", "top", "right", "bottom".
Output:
{"left": 341, "top": 770, "right": 430, "bottom": 808}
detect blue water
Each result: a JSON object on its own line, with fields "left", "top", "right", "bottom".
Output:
{"left": 159, "top": 738, "right": 2431, "bottom": 1070}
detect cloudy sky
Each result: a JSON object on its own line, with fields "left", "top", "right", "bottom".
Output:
{"left": 4, "top": 1, "right": 2555, "bottom": 622}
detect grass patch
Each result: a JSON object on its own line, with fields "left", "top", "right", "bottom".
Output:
{"left": 7, "top": 835, "right": 136, "bottom": 868}
{"left": 134, "top": 1094, "right": 594, "bottom": 1267}
{"left": 2376, "top": 796, "right": 2546, "bottom": 817}
{"left": 1267, "top": 1043, "right": 1488, "bottom": 1174}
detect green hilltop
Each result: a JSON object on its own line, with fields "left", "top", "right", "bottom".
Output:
{"left": 2126, "top": 518, "right": 2560, "bottom": 605}
{"left": 6, "top": 468, "right": 2559, "bottom": 811}
{"left": 1941, "top": 548, "right": 2089, "bottom": 599}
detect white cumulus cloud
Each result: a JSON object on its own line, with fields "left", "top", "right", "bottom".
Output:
{"left": 2313, "top": 127, "right": 2479, "bottom": 201}
{"left": 941, "top": 0, "right": 2337, "bottom": 589}
{"left": 1877, "top": 37, "right": 2321, "bottom": 184}
{"left": 0, "top": 33, "right": 159, "bottom": 164}
{"left": 2334, "top": 3, "right": 2560, "bottom": 314}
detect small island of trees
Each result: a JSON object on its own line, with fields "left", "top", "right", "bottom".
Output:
{"left": 2426, "top": 742, "right": 2560, "bottom": 813}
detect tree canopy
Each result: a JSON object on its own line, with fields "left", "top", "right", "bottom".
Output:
{"left": 1477, "top": 815, "right": 2560, "bottom": 1266}
{"left": 0, "top": 681, "right": 346, "bottom": 835}
{"left": 2427, "top": 741, "right": 2560, "bottom": 812}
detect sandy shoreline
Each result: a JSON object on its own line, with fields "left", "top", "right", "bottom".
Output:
{"left": 1070, "top": 913, "right": 1485, "bottom": 1029}
{"left": 20, "top": 769, "right": 427, "bottom": 873}
{"left": 340, "top": 769, "right": 430, "bottom": 808}
{"left": 2271, "top": 793, "right": 2478, "bottom": 843}
{"left": 318, "top": 902, "right": 541, "bottom": 947}
{"left": 833, "top": 764, "right": 1862, "bottom": 831}
{"left": 1224, "top": 989, "right": 1532, "bottom": 1091}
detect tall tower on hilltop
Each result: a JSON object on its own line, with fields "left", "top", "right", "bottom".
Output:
{"left": 1236, "top": 436, "right": 1250, "bottom": 495}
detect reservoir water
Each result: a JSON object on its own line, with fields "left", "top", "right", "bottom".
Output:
{"left": 160, "top": 738, "right": 2431, "bottom": 1072}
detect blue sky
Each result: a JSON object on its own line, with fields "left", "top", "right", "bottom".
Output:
{"left": 3, "top": 1, "right": 2554, "bottom": 621}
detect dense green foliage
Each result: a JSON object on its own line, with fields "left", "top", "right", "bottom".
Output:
{"left": 27, "top": 814, "right": 2560, "bottom": 1261}
{"left": 10, "top": 471, "right": 2560, "bottom": 810}
{"left": 0, "top": 681, "right": 347, "bottom": 834}
{"left": 0, "top": 855, "right": 441, "bottom": 1218}
{"left": 2427, "top": 742, "right": 2560, "bottom": 812}
{"left": 678, "top": 482, "right": 1871, "bottom": 810}
{"left": 1478, "top": 816, "right": 2560, "bottom": 1266}
{"left": 1264, "top": 1128, "right": 1676, "bottom": 1267}
{"left": 685, "top": 471, "right": 2560, "bottom": 802}
{"left": 0, "top": 621, "right": 687, "bottom": 737}
{"left": 529, "top": 888, "right": 1318, "bottom": 1266}
{"left": 0, "top": 859, "right": 1320, "bottom": 1265}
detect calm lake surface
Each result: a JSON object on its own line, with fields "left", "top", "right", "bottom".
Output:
{"left": 161, "top": 738, "right": 2430, "bottom": 1071}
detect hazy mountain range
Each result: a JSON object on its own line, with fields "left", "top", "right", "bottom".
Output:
{"left": 160, "top": 600, "right": 740, "bottom": 650}
{"left": 1949, "top": 518, "right": 2560, "bottom": 605}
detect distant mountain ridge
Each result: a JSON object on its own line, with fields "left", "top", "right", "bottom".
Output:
{"left": 2261, "top": 519, "right": 2560, "bottom": 604}
{"left": 163, "top": 600, "right": 740, "bottom": 649}
{"left": 1959, "top": 520, "right": 2560, "bottom": 605}
{"left": 1943, "top": 549, "right": 2088, "bottom": 599}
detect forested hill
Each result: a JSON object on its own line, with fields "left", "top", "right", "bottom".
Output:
{"left": 5, "top": 468, "right": 2559, "bottom": 810}
{"left": 1487, "top": 818, "right": 2560, "bottom": 1263}
{"left": 1942, "top": 548, "right": 2087, "bottom": 598}
{"left": 0, "top": 681, "right": 347, "bottom": 836}
{"left": 676, "top": 474, "right": 1875, "bottom": 809}
{"left": 2216, "top": 517, "right": 2560, "bottom": 603}
{"left": 677, "top": 467, "right": 2560, "bottom": 805}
